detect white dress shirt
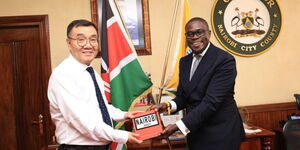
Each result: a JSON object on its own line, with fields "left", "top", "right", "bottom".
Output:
{"left": 171, "top": 42, "right": 211, "bottom": 135}
{"left": 48, "top": 55, "right": 128, "bottom": 145}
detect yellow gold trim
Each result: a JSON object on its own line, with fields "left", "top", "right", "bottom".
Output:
{"left": 163, "top": 101, "right": 171, "bottom": 115}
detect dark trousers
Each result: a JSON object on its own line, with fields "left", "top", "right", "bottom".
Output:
{"left": 58, "top": 144, "right": 110, "bottom": 150}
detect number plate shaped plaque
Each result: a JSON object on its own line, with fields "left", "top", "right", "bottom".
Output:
{"left": 132, "top": 110, "right": 163, "bottom": 140}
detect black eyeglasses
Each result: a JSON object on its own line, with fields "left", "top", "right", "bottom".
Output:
{"left": 185, "top": 29, "right": 208, "bottom": 39}
{"left": 68, "top": 36, "right": 98, "bottom": 47}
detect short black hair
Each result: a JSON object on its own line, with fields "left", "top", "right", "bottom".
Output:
{"left": 185, "top": 17, "right": 209, "bottom": 30}
{"left": 67, "top": 19, "right": 98, "bottom": 37}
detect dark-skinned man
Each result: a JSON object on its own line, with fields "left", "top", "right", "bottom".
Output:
{"left": 150, "top": 17, "right": 245, "bottom": 150}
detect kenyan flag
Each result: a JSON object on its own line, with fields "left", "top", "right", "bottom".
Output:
{"left": 100, "top": 0, "right": 152, "bottom": 149}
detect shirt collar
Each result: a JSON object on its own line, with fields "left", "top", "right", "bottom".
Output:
{"left": 68, "top": 54, "right": 92, "bottom": 72}
{"left": 193, "top": 42, "right": 211, "bottom": 57}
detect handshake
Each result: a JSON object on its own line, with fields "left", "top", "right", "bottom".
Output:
{"left": 126, "top": 102, "right": 179, "bottom": 144}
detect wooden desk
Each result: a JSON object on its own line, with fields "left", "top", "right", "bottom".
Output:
{"left": 241, "top": 126, "right": 275, "bottom": 150}
{"left": 47, "top": 126, "right": 275, "bottom": 150}
{"left": 127, "top": 126, "right": 275, "bottom": 150}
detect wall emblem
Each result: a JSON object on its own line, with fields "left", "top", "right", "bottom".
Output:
{"left": 212, "top": 0, "right": 282, "bottom": 56}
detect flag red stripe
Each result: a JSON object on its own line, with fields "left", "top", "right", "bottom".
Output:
{"left": 101, "top": 73, "right": 111, "bottom": 102}
{"left": 107, "top": 22, "right": 133, "bottom": 71}
{"left": 110, "top": 142, "right": 118, "bottom": 150}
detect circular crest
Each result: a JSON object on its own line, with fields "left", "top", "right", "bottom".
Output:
{"left": 212, "top": 0, "right": 282, "bottom": 56}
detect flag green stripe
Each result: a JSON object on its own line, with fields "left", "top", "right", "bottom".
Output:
{"left": 110, "top": 59, "right": 152, "bottom": 111}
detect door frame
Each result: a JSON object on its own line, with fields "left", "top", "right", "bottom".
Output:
{"left": 0, "top": 15, "right": 52, "bottom": 149}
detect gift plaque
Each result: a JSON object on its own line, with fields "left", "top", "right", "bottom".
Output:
{"left": 132, "top": 110, "right": 163, "bottom": 140}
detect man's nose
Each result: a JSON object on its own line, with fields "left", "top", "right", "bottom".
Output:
{"left": 84, "top": 40, "right": 93, "bottom": 48}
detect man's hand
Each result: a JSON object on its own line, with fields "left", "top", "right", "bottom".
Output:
{"left": 147, "top": 103, "right": 168, "bottom": 113}
{"left": 160, "top": 124, "right": 179, "bottom": 138}
{"left": 124, "top": 111, "right": 142, "bottom": 119}
{"left": 127, "top": 132, "right": 143, "bottom": 144}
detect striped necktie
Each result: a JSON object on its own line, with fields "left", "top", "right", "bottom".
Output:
{"left": 190, "top": 55, "right": 201, "bottom": 81}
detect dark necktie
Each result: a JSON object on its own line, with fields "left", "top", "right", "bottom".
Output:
{"left": 86, "top": 67, "right": 112, "bottom": 126}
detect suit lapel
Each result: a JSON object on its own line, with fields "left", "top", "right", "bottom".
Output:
{"left": 181, "top": 54, "right": 193, "bottom": 90}
{"left": 185, "top": 44, "right": 217, "bottom": 96}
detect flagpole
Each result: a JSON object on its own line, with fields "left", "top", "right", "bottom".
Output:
{"left": 157, "top": 0, "right": 180, "bottom": 104}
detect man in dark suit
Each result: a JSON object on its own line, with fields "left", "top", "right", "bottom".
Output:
{"left": 151, "top": 17, "right": 245, "bottom": 150}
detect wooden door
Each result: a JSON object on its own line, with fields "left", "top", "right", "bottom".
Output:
{"left": 0, "top": 15, "right": 52, "bottom": 150}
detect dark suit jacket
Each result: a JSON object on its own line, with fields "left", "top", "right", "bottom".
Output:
{"left": 174, "top": 43, "right": 245, "bottom": 150}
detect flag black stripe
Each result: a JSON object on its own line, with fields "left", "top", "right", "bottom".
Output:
{"left": 101, "top": 0, "right": 114, "bottom": 73}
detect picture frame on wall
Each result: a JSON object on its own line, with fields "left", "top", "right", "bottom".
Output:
{"left": 90, "top": 0, "right": 152, "bottom": 55}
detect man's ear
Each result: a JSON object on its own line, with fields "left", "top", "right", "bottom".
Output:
{"left": 208, "top": 30, "right": 212, "bottom": 39}
{"left": 66, "top": 39, "right": 71, "bottom": 48}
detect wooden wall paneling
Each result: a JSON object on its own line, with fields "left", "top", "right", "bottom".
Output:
{"left": 241, "top": 102, "right": 300, "bottom": 129}
{"left": 239, "top": 102, "right": 300, "bottom": 150}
